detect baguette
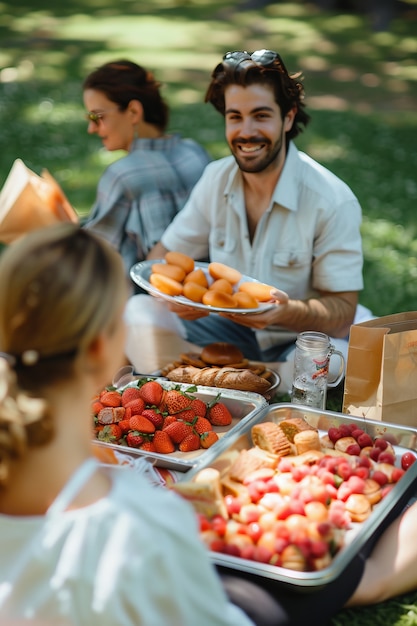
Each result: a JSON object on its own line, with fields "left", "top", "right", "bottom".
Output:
{"left": 166, "top": 364, "right": 271, "bottom": 393}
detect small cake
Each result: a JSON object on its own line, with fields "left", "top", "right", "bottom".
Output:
{"left": 228, "top": 447, "right": 279, "bottom": 483}
{"left": 293, "top": 429, "right": 322, "bottom": 455}
{"left": 251, "top": 421, "right": 292, "bottom": 456}
{"left": 344, "top": 493, "right": 372, "bottom": 523}
{"left": 278, "top": 417, "right": 314, "bottom": 443}
{"left": 363, "top": 478, "right": 382, "bottom": 505}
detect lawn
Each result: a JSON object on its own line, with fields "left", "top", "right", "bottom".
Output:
{"left": 1, "top": 1, "right": 417, "bottom": 623}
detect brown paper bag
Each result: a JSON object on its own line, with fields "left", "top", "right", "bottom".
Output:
{"left": 342, "top": 312, "right": 417, "bottom": 426}
{"left": 0, "top": 158, "right": 78, "bottom": 244}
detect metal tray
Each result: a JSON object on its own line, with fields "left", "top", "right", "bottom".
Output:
{"left": 93, "top": 380, "right": 267, "bottom": 472}
{"left": 183, "top": 403, "right": 417, "bottom": 590}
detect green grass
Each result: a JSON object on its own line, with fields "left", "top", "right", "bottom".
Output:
{"left": 1, "top": 3, "right": 417, "bottom": 621}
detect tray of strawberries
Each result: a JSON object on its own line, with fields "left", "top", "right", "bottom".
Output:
{"left": 171, "top": 404, "right": 417, "bottom": 589}
{"left": 91, "top": 378, "right": 268, "bottom": 472}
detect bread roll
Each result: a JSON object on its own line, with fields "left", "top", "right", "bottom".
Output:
{"left": 149, "top": 272, "right": 183, "bottom": 296}
{"left": 201, "top": 342, "right": 244, "bottom": 366}
{"left": 202, "top": 290, "right": 236, "bottom": 308}
{"left": 151, "top": 262, "right": 186, "bottom": 282}
{"left": 165, "top": 251, "right": 194, "bottom": 274}
{"left": 238, "top": 281, "right": 274, "bottom": 302}
{"left": 209, "top": 278, "right": 234, "bottom": 295}
{"left": 182, "top": 281, "right": 208, "bottom": 303}
{"left": 293, "top": 430, "right": 322, "bottom": 454}
{"left": 183, "top": 268, "right": 209, "bottom": 288}
{"left": 208, "top": 261, "right": 242, "bottom": 285}
{"left": 232, "top": 291, "right": 259, "bottom": 309}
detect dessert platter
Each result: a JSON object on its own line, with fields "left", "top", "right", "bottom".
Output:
{"left": 172, "top": 404, "right": 417, "bottom": 589}
{"left": 130, "top": 256, "right": 285, "bottom": 315}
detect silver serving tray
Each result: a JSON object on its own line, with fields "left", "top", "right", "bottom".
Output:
{"left": 93, "top": 380, "right": 267, "bottom": 472}
{"left": 183, "top": 403, "right": 417, "bottom": 590}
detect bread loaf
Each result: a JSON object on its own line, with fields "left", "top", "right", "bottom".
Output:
{"left": 166, "top": 365, "right": 271, "bottom": 393}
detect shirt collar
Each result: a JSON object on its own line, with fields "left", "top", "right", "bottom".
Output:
{"left": 130, "top": 134, "right": 181, "bottom": 152}
{"left": 224, "top": 142, "right": 299, "bottom": 212}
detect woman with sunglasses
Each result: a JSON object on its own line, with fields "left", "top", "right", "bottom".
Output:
{"left": 0, "top": 222, "right": 261, "bottom": 626}
{"left": 82, "top": 59, "right": 211, "bottom": 282}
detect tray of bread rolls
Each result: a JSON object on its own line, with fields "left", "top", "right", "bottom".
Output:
{"left": 158, "top": 342, "right": 281, "bottom": 401}
{"left": 171, "top": 404, "right": 417, "bottom": 589}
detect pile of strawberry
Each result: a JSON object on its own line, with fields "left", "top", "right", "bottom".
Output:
{"left": 92, "top": 380, "right": 233, "bottom": 454}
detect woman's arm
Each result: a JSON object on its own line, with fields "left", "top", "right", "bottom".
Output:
{"left": 347, "top": 500, "right": 417, "bottom": 606}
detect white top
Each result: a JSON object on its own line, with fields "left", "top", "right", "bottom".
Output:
{"left": 162, "top": 142, "right": 364, "bottom": 300}
{"left": 0, "top": 459, "right": 254, "bottom": 626}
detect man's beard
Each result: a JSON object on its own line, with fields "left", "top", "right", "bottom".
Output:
{"left": 231, "top": 135, "right": 284, "bottom": 173}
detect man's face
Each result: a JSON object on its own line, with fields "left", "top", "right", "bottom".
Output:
{"left": 224, "top": 82, "right": 292, "bottom": 174}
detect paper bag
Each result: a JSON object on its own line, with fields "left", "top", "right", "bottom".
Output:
{"left": 343, "top": 312, "right": 417, "bottom": 426}
{"left": 0, "top": 158, "right": 78, "bottom": 243}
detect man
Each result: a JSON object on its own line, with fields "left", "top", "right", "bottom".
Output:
{"left": 142, "top": 49, "right": 366, "bottom": 363}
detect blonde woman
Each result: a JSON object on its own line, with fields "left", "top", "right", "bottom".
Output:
{"left": 0, "top": 224, "right": 254, "bottom": 626}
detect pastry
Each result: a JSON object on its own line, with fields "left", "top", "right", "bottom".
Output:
{"left": 228, "top": 447, "right": 279, "bottom": 482}
{"left": 278, "top": 417, "right": 313, "bottom": 442}
{"left": 293, "top": 429, "right": 322, "bottom": 455}
{"left": 251, "top": 421, "right": 292, "bottom": 456}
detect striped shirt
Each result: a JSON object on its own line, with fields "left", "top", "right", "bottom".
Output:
{"left": 83, "top": 134, "right": 211, "bottom": 276}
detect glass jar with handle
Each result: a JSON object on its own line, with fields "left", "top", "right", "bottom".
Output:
{"left": 291, "top": 331, "right": 345, "bottom": 410}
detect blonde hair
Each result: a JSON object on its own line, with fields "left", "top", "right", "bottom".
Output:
{"left": 0, "top": 223, "right": 126, "bottom": 484}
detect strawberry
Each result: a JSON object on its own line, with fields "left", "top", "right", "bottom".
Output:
{"left": 200, "top": 431, "right": 219, "bottom": 449}
{"left": 140, "top": 441, "right": 156, "bottom": 452}
{"left": 92, "top": 400, "right": 104, "bottom": 415}
{"left": 126, "top": 431, "right": 145, "bottom": 448}
{"left": 139, "top": 380, "right": 164, "bottom": 406}
{"left": 118, "top": 418, "right": 132, "bottom": 434}
{"left": 125, "top": 397, "right": 146, "bottom": 416}
{"left": 121, "top": 386, "right": 142, "bottom": 407}
{"left": 164, "top": 420, "right": 193, "bottom": 444}
{"left": 98, "top": 424, "right": 122, "bottom": 443}
{"left": 192, "top": 416, "right": 213, "bottom": 434}
{"left": 141, "top": 408, "right": 164, "bottom": 430}
{"left": 153, "top": 430, "right": 175, "bottom": 454}
{"left": 164, "top": 389, "right": 192, "bottom": 414}
{"left": 190, "top": 397, "right": 207, "bottom": 418}
{"left": 100, "top": 390, "right": 122, "bottom": 407}
{"left": 175, "top": 408, "right": 195, "bottom": 422}
{"left": 129, "top": 415, "right": 155, "bottom": 434}
{"left": 179, "top": 433, "right": 201, "bottom": 452}
{"left": 163, "top": 415, "right": 177, "bottom": 428}
{"left": 207, "top": 399, "right": 233, "bottom": 426}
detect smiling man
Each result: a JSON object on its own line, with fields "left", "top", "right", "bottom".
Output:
{"left": 146, "top": 49, "right": 366, "bottom": 363}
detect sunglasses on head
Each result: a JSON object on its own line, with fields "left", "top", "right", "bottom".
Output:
{"left": 222, "top": 49, "right": 288, "bottom": 73}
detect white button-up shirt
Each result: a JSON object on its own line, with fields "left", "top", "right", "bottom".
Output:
{"left": 162, "top": 141, "right": 363, "bottom": 300}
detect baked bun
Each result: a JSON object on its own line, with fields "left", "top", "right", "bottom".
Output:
{"left": 201, "top": 342, "right": 244, "bottom": 366}
{"left": 293, "top": 430, "right": 321, "bottom": 455}
{"left": 202, "top": 290, "right": 236, "bottom": 308}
